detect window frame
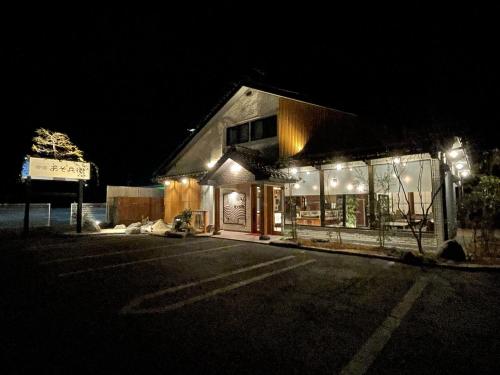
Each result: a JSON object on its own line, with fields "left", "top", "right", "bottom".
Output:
{"left": 225, "top": 115, "right": 277, "bottom": 146}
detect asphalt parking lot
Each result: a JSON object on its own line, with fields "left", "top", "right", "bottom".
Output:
{"left": 2, "top": 234, "right": 500, "bottom": 374}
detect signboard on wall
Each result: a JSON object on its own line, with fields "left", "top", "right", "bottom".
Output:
{"left": 223, "top": 192, "right": 246, "bottom": 225}
{"left": 24, "top": 157, "right": 91, "bottom": 181}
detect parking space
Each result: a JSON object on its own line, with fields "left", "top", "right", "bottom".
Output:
{"left": 2, "top": 235, "right": 499, "bottom": 374}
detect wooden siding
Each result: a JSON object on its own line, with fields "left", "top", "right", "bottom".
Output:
{"left": 111, "top": 197, "right": 164, "bottom": 226}
{"left": 164, "top": 178, "right": 201, "bottom": 224}
{"left": 214, "top": 187, "right": 221, "bottom": 233}
{"left": 278, "top": 97, "right": 345, "bottom": 159}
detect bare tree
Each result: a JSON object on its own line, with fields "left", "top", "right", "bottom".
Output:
{"left": 32, "top": 128, "right": 84, "bottom": 161}
{"left": 392, "top": 156, "right": 443, "bottom": 254}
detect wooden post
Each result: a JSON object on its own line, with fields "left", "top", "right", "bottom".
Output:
{"left": 213, "top": 187, "right": 220, "bottom": 235}
{"left": 280, "top": 185, "right": 285, "bottom": 235}
{"left": 367, "top": 162, "right": 376, "bottom": 228}
{"left": 266, "top": 185, "right": 274, "bottom": 235}
{"left": 319, "top": 168, "right": 325, "bottom": 226}
{"left": 23, "top": 177, "right": 31, "bottom": 235}
{"left": 342, "top": 194, "right": 347, "bottom": 227}
{"left": 76, "top": 180, "right": 84, "bottom": 233}
{"left": 251, "top": 185, "right": 258, "bottom": 233}
{"left": 259, "top": 184, "right": 269, "bottom": 240}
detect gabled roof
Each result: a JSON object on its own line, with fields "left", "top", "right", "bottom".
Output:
{"left": 199, "top": 146, "right": 293, "bottom": 185}
{"left": 153, "top": 80, "right": 353, "bottom": 180}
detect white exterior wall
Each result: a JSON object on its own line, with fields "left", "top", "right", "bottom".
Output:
{"left": 166, "top": 87, "right": 279, "bottom": 176}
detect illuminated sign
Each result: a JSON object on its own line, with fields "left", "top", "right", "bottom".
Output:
{"left": 24, "top": 157, "right": 91, "bottom": 181}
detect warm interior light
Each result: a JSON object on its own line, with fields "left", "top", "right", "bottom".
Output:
{"left": 404, "top": 176, "right": 411, "bottom": 183}
{"left": 181, "top": 177, "right": 188, "bottom": 184}
{"left": 346, "top": 183, "right": 353, "bottom": 191}
{"left": 449, "top": 150, "right": 459, "bottom": 158}
{"left": 207, "top": 161, "right": 216, "bottom": 169}
{"left": 393, "top": 157, "right": 401, "bottom": 164}
{"left": 330, "top": 178, "right": 338, "bottom": 187}
{"left": 164, "top": 180, "right": 171, "bottom": 186}
{"left": 230, "top": 163, "right": 242, "bottom": 173}
{"left": 291, "top": 168, "right": 298, "bottom": 174}
{"left": 312, "top": 185, "right": 318, "bottom": 190}
{"left": 456, "top": 163, "right": 464, "bottom": 170}
{"left": 336, "top": 163, "right": 342, "bottom": 171}
{"left": 294, "top": 183, "right": 300, "bottom": 189}
{"left": 357, "top": 184, "right": 365, "bottom": 192}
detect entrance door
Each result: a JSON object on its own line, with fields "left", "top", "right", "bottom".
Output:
{"left": 272, "top": 187, "right": 283, "bottom": 234}
{"left": 251, "top": 185, "right": 283, "bottom": 235}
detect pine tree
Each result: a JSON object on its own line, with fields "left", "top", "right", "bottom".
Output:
{"left": 31, "top": 128, "right": 84, "bottom": 161}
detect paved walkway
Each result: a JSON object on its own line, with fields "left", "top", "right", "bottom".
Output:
{"left": 211, "top": 230, "right": 282, "bottom": 244}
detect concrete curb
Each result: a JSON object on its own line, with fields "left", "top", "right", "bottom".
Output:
{"left": 269, "top": 241, "right": 500, "bottom": 273}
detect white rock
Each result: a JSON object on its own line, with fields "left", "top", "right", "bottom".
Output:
{"left": 125, "top": 227, "right": 141, "bottom": 235}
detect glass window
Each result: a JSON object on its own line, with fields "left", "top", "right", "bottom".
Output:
{"left": 251, "top": 116, "right": 277, "bottom": 141}
{"left": 323, "top": 163, "right": 369, "bottom": 228}
{"left": 284, "top": 167, "right": 320, "bottom": 226}
{"left": 226, "top": 123, "right": 249, "bottom": 146}
{"left": 373, "top": 157, "right": 434, "bottom": 232}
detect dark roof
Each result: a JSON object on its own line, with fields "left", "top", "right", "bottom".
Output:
{"left": 199, "top": 146, "right": 293, "bottom": 185}
{"left": 291, "top": 116, "right": 456, "bottom": 164}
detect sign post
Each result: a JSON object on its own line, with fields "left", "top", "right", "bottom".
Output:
{"left": 77, "top": 180, "right": 84, "bottom": 233}
{"left": 23, "top": 177, "right": 31, "bottom": 235}
{"left": 21, "top": 156, "right": 91, "bottom": 234}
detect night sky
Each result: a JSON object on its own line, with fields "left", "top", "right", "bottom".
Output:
{"left": 3, "top": 6, "right": 499, "bottom": 203}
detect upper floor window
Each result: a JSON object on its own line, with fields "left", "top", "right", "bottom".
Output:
{"left": 226, "top": 123, "right": 249, "bottom": 146}
{"left": 251, "top": 116, "right": 277, "bottom": 141}
{"left": 226, "top": 115, "right": 277, "bottom": 146}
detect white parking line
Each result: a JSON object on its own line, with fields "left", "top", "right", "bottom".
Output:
{"left": 121, "top": 255, "right": 297, "bottom": 314}
{"left": 26, "top": 236, "right": 129, "bottom": 252}
{"left": 58, "top": 244, "right": 243, "bottom": 278}
{"left": 42, "top": 239, "right": 212, "bottom": 264}
{"left": 122, "top": 259, "right": 316, "bottom": 315}
{"left": 340, "top": 276, "right": 431, "bottom": 375}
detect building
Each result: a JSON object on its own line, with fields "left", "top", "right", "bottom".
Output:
{"left": 153, "top": 83, "right": 471, "bottom": 251}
